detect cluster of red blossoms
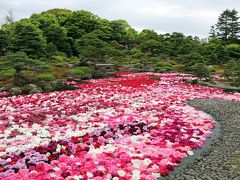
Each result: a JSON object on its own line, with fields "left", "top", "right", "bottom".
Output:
{"left": 0, "top": 72, "right": 239, "bottom": 179}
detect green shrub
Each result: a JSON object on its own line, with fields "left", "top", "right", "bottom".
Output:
{"left": 36, "top": 74, "right": 56, "bottom": 82}
{"left": 183, "top": 65, "right": 194, "bottom": 72}
{"left": 35, "top": 64, "right": 53, "bottom": 73}
{"left": 78, "top": 66, "right": 92, "bottom": 74}
{"left": 20, "top": 70, "right": 35, "bottom": 79}
{"left": 230, "top": 77, "right": 240, "bottom": 87}
{"left": 69, "top": 68, "right": 84, "bottom": 76}
{"left": 155, "top": 61, "right": 173, "bottom": 72}
{"left": 129, "top": 49, "right": 144, "bottom": 59}
{"left": 208, "top": 66, "right": 216, "bottom": 73}
{"left": 131, "top": 59, "right": 140, "bottom": 64}
{"left": 235, "top": 77, "right": 240, "bottom": 83}
{"left": 148, "top": 57, "right": 161, "bottom": 63}
{"left": 38, "top": 57, "right": 49, "bottom": 62}
{"left": 53, "top": 80, "right": 76, "bottom": 91}
{"left": 35, "top": 81, "right": 49, "bottom": 91}
{"left": 154, "top": 67, "right": 167, "bottom": 73}
{"left": 69, "top": 57, "right": 79, "bottom": 65}
{"left": 223, "top": 87, "right": 240, "bottom": 93}
{"left": 193, "top": 63, "right": 210, "bottom": 79}
{"left": 133, "top": 63, "right": 141, "bottom": 69}
{"left": 155, "top": 62, "right": 165, "bottom": 67}
{"left": 156, "top": 62, "right": 172, "bottom": 68}
{"left": 162, "top": 66, "right": 172, "bottom": 71}
{"left": 0, "top": 68, "right": 16, "bottom": 78}
{"left": 51, "top": 56, "right": 69, "bottom": 62}
{"left": 1, "top": 73, "right": 14, "bottom": 78}
{"left": 55, "top": 63, "right": 65, "bottom": 67}
{"left": 169, "top": 61, "right": 177, "bottom": 65}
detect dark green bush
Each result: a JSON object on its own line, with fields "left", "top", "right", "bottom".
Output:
{"left": 133, "top": 63, "right": 141, "bottom": 69}
{"left": 154, "top": 61, "right": 173, "bottom": 72}
{"left": 183, "top": 65, "right": 194, "bottom": 72}
{"left": 193, "top": 63, "right": 210, "bottom": 79}
{"left": 53, "top": 80, "right": 76, "bottom": 91}
{"left": 230, "top": 77, "right": 240, "bottom": 87}
{"left": 35, "top": 64, "right": 53, "bottom": 73}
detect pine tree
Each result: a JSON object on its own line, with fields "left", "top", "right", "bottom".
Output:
{"left": 215, "top": 9, "right": 240, "bottom": 44}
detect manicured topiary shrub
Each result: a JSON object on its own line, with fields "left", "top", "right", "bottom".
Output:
{"left": 35, "top": 64, "right": 53, "bottom": 73}
{"left": 78, "top": 66, "right": 92, "bottom": 74}
{"left": 68, "top": 66, "right": 92, "bottom": 79}
{"left": 193, "top": 63, "right": 210, "bottom": 80}
{"left": 35, "top": 73, "right": 56, "bottom": 82}
{"left": 51, "top": 55, "right": 69, "bottom": 63}
{"left": 53, "top": 80, "right": 76, "bottom": 91}
{"left": 0, "top": 68, "right": 16, "bottom": 78}
{"left": 68, "top": 68, "right": 85, "bottom": 76}
{"left": 154, "top": 62, "right": 173, "bottom": 72}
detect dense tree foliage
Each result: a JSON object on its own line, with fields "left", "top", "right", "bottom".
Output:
{"left": 0, "top": 8, "right": 239, "bottom": 93}
{"left": 0, "top": 8, "right": 239, "bottom": 63}
{"left": 9, "top": 20, "right": 46, "bottom": 57}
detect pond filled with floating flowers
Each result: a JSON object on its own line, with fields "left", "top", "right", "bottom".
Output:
{"left": 0, "top": 72, "right": 239, "bottom": 179}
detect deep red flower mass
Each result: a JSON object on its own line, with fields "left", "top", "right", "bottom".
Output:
{"left": 0, "top": 73, "right": 239, "bottom": 179}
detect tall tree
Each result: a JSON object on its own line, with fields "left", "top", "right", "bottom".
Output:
{"left": 75, "top": 31, "right": 111, "bottom": 63}
{"left": 215, "top": 9, "right": 240, "bottom": 44}
{"left": 44, "top": 24, "right": 72, "bottom": 56}
{"left": 203, "top": 38, "right": 227, "bottom": 64}
{"left": 138, "top": 29, "right": 159, "bottom": 43}
{"left": 109, "top": 20, "right": 131, "bottom": 43}
{"left": 140, "top": 39, "right": 162, "bottom": 56}
{"left": 10, "top": 20, "right": 46, "bottom": 57}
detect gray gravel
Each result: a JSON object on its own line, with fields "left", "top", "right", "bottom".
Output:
{"left": 163, "top": 98, "right": 240, "bottom": 180}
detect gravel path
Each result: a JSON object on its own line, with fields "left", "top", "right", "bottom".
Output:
{"left": 163, "top": 99, "right": 240, "bottom": 180}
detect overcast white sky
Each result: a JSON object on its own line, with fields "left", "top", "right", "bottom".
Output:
{"left": 0, "top": 0, "right": 239, "bottom": 38}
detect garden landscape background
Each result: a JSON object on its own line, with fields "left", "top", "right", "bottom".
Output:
{"left": 0, "top": 1, "right": 240, "bottom": 179}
